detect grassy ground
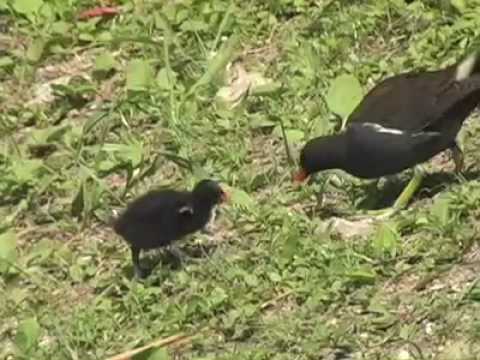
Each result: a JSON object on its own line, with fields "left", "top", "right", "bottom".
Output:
{"left": 2, "top": 0, "right": 480, "bottom": 359}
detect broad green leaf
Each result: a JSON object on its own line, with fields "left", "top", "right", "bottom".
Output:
{"left": 243, "top": 273, "right": 259, "bottom": 287}
{"left": 230, "top": 188, "right": 255, "bottom": 209}
{"left": 12, "top": 0, "right": 43, "bottom": 15}
{"left": 24, "top": 239, "right": 54, "bottom": 265}
{"left": 346, "top": 268, "right": 376, "bottom": 285}
{"left": 10, "top": 159, "right": 43, "bottom": 183}
{"left": 29, "top": 124, "right": 70, "bottom": 144}
{"left": 39, "top": 1, "right": 53, "bottom": 20}
{"left": 71, "top": 180, "right": 85, "bottom": 218}
{"left": 326, "top": 74, "right": 363, "bottom": 120}
{"left": 8, "top": 288, "right": 29, "bottom": 305}
{"left": 79, "top": 32, "right": 94, "bottom": 42}
{"left": 373, "top": 223, "right": 398, "bottom": 257}
{"left": 250, "top": 80, "right": 282, "bottom": 96}
{"left": 97, "top": 159, "right": 117, "bottom": 172}
{"left": 268, "top": 272, "right": 282, "bottom": 283}
{"left": 209, "top": 287, "right": 228, "bottom": 307}
{"left": 26, "top": 38, "right": 46, "bottom": 63}
{"left": 126, "top": 59, "right": 154, "bottom": 91}
{"left": 180, "top": 19, "right": 209, "bottom": 32}
{"left": 95, "top": 52, "right": 117, "bottom": 72}
{"left": 281, "top": 235, "right": 300, "bottom": 260}
{"left": 450, "top": 0, "right": 466, "bottom": 12}
{"left": 15, "top": 318, "right": 41, "bottom": 353}
{"left": 0, "top": 230, "right": 16, "bottom": 274}
{"left": 430, "top": 196, "right": 450, "bottom": 226}
{"left": 156, "top": 68, "right": 175, "bottom": 90}
{"left": 51, "top": 21, "right": 71, "bottom": 35}
{"left": 103, "top": 142, "right": 143, "bottom": 167}
{"left": 272, "top": 126, "right": 304, "bottom": 144}
{"left": 0, "top": 56, "right": 13, "bottom": 67}
{"left": 189, "top": 35, "right": 239, "bottom": 95}
{"left": 97, "top": 31, "right": 113, "bottom": 42}
{"left": 284, "top": 129, "right": 304, "bottom": 144}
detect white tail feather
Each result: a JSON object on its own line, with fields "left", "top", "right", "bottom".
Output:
{"left": 455, "top": 52, "right": 479, "bottom": 81}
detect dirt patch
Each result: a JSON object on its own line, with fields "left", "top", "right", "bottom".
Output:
{"left": 425, "top": 243, "right": 480, "bottom": 295}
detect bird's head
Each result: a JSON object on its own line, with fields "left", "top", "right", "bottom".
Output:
{"left": 293, "top": 135, "right": 345, "bottom": 184}
{"left": 193, "top": 179, "right": 229, "bottom": 205}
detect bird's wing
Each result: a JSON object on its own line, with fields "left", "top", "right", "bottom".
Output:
{"left": 349, "top": 122, "right": 442, "bottom": 159}
{"left": 177, "top": 204, "right": 194, "bottom": 216}
{"left": 347, "top": 70, "right": 454, "bottom": 132}
{"left": 122, "top": 190, "right": 191, "bottom": 221}
{"left": 428, "top": 74, "right": 480, "bottom": 122}
{"left": 347, "top": 122, "right": 444, "bottom": 175}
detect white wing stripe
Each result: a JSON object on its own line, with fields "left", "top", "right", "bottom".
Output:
{"left": 361, "top": 122, "right": 404, "bottom": 135}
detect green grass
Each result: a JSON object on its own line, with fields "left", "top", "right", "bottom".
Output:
{"left": 2, "top": 0, "right": 480, "bottom": 359}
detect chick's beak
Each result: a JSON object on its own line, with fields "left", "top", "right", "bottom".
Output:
{"left": 293, "top": 168, "right": 309, "bottom": 183}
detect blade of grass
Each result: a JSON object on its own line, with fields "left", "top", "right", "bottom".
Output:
{"left": 155, "top": 13, "right": 178, "bottom": 126}
{"left": 211, "top": 1, "right": 235, "bottom": 53}
{"left": 183, "top": 33, "right": 239, "bottom": 102}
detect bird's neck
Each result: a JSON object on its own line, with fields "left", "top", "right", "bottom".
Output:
{"left": 314, "top": 134, "right": 348, "bottom": 172}
{"left": 192, "top": 196, "right": 216, "bottom": 213}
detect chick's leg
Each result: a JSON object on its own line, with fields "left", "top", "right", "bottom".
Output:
{"left": 131, "top": 247, "right": 150, "bottom": 279}
{"left": 450, "top": 142, "right": 464, "bottom": 174}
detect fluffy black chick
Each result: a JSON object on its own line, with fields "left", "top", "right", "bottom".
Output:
{"left": 295, "top": 48, "right": 480, "bottom": 214}
{"left": 113, "top": 179, "right": 228, "bottom": 278}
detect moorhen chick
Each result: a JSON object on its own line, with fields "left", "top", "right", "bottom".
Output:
{"left": 295, "top": 49, "right": 480, "bottom": 216}
{"left": 113, "top": 179, "right": 228, "bottom": 278}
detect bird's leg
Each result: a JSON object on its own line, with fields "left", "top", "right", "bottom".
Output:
{"left": 167, "top": 245, "right": 187, "bottom": 261}
{"left": 450, "top": 142, "right": 464, "bottom": 174}
{"left": 358, "top": 166, "right": 425, "bottom": 219}
{"left": 131, "top": 247, "right": 150, "bottom": 279}
{"left": 392, "top": 166, "right": 425, "bottom": 210}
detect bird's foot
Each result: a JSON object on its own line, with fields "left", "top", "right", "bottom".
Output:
{"left": 361, "top": 207, "right": 399, "bottom": 220}
{"left": 347, "top": 207, "right": 399, "bottom": 221}
{"left": 349, "top": 167, "right": 425, "bottom": 220}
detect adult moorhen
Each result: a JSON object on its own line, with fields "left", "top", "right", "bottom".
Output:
{"left": 295, "top": 49, "right": 480, "bottom": 216}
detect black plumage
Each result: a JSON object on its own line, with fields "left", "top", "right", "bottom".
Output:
{"left": 295, "top": 49, "right": 480, "bottom": 213}
{"left": 113, "top": 179, "right": 228, "bottom": 278}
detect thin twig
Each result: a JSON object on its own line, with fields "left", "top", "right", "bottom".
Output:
{"left": 260, "top": 289, "right": 294, "bottom": 310}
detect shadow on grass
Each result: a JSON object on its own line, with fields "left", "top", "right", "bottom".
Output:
{"left": 305, "top": 168, "right": 480, "bottom": 218}
{"left": 360, "top": 168, "right": 480, "bottom": 210}
{"left": 121, "top": 241, "right": 220, "bottom": 282}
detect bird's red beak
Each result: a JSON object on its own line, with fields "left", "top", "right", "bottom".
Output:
{"left": 293, "top": 169, "right": 309, "bottom": 183}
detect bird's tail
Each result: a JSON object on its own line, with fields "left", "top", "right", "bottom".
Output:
{"left": 455, "top": 49, "right": 480, "bottom": 81}
{"left": 108, "top": 210, "right": 122, "bottom": 233}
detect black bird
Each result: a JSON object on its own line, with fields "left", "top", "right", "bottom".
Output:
{"left": 295, "top": 49, "right": 480, "bottom": 216}
{"left": 113, "top": 179, "right": 228, "bottom": 278}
